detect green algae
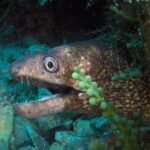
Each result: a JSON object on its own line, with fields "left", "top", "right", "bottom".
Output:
{"left": 72, "top": 66, "right": 139, "bottom": 149}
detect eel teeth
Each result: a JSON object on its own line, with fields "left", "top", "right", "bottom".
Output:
{"left": 21, "top": 76, "right": 24, "bottom": 84}
{"left": 26, "top": 76, "right": 30, "bottom": 86}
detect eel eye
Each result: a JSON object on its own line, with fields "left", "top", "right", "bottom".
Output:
{"left": 43, "top": 57, "right": 58, "bottom": 72}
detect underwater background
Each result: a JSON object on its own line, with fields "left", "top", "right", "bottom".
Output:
{"left": 0, "top": 0, "right": 150, "bottom": 150}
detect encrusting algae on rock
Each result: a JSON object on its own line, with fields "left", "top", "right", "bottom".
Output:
{"left": 72, "top": 66, "right": 148, "bottom": 149}
{"left": 0, "top": 105, "right": 14, "bottom": 150}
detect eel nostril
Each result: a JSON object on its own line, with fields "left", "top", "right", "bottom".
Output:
{"left": 16, "top": 65, "right": 21, "bottom": 72}
{"left": 11, "top": 63, "right": 21, "bottom": 76}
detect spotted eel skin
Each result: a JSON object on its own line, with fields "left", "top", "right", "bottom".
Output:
{"left": 10, "top": 39, "right": 150, "bottom": 120}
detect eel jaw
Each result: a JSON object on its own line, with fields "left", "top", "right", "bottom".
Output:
{"left": 13, "top": 94, "right": 68, "bottom": 119}
{"left": 14, "top": 75, "right": 80, "bottom": 94}
{"left": 13, "top": 76, "right": 83, "bottom": 119}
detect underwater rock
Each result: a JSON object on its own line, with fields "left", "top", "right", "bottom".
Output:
{"left": 0, "top": 81, "right": 9, "bottom": 96}
{"left": 49, "top": 142, "right": 66, "bottom": 150}
{"left": 14, "top": 116, "right": 50, "bottom": 149}
{"left": 51, "top": 116, "right": 109, "bottom": 150}
{"left": 28, "top": 44, "right": 49, "bottom": 54}
{"left": 55, "top": 131, "right": 92, "bottom": 150}
{"left": 89, "top": 116, "right": 108, "bottom": 129}
{"left": 73, "top": 116, "right": 108, "bottom": 137}
{"left": 34, "top": 112, "right": 77, "bottom": 133}
{"left": 26, "top": 125, "right": 50, "bottom": 150}
{"left": 35, "top": 114, "right": 69, "bottom": 133}
{"left": 13, "top": 116, "right": 33, "bottom": 148}
{"left": 0, "top": 105, "right": 14, "bottom": 150}
{"left": 0, "top": 47, "right": 24, "bottom": 64}
{"left": 73, "top": 119, "right": 96, "bottom": 136}
{"left": 19, "top": 146, "right": 36, "bottom": 150}
{"left": 0, "top": 61, "right": 10, "bottom": 76}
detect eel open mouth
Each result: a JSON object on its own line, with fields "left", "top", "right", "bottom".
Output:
{"left": 14, "top": 75, "right": 81, "bottom": 94}
{"left": 13, "top": 75, "right": 83, "bottom": 119}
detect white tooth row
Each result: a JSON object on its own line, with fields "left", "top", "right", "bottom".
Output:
{"left": 21, "top": 76, "right": 30, "bottom": 86}
{"left": 38, "top": 96, "right": 52, "bottom": 101}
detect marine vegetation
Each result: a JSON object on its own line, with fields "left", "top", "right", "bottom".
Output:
{"left": 72, "top": 66, "right": 149, "bottom": 149}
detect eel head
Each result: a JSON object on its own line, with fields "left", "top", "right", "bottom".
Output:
{"left": 10, "top": 44, "right": 99, "bottom": 118}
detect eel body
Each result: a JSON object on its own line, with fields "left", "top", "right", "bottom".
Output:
{"left": 10, "top": 39, "right": 150, "bottom": 119}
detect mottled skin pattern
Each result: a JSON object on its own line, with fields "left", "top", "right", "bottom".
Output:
{"left": 10, "top": 39, "right": 150, "bottom": 119}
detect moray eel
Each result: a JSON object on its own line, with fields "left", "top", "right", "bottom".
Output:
{"left": 10, "top": 39, "right": 150, "bottom": 119}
